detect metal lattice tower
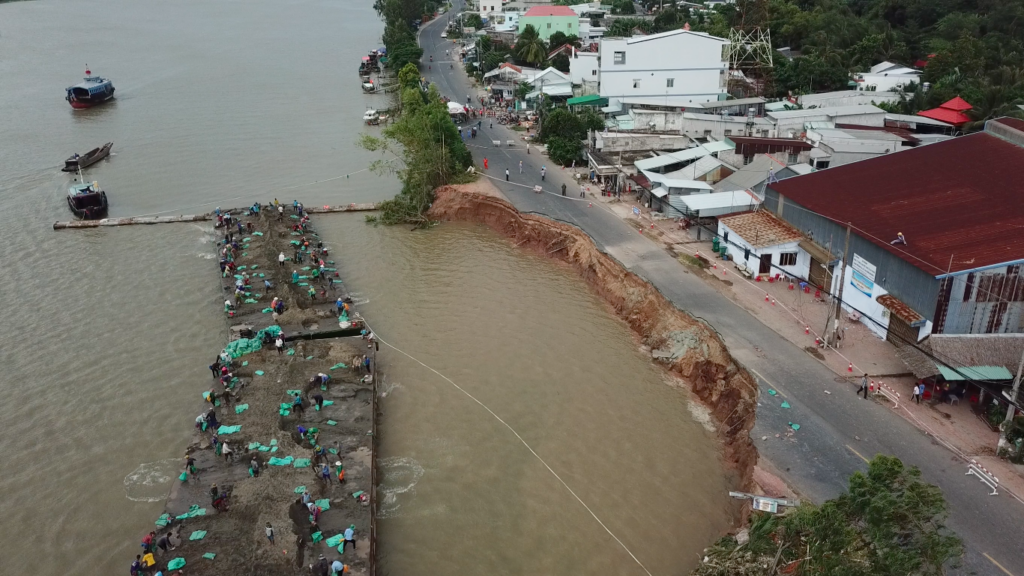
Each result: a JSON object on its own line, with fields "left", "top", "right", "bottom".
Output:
{"left": 726, "top": 0, "right": 774, "bottom": 96}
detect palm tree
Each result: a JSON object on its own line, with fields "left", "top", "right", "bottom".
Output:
{"left": 963, "top": 82, "right": 1024, "bottom": 132}
{"left": 516, "top": 25, "right": 548, "bottom": 66}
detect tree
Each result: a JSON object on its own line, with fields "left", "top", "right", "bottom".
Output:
{"left": 606, "top": 17, "right": 654, "bottom": 37}
{"left": 538, "top": 108, "right": 586, "bottom": 143}
{"left": 463, "top": 12, "right": 483, "bottom": 29}
{"left": 551, "top": 52, "right": 571, "bottom": 73}
{"left": 548, "top": 31, "right": 569, "bottom": 50}
{"left": 515, "top": 25, "right": 548, "bottom": 66}
{"left": 610, "top": 0, "right": 635, "bottom": 15}
{"left": 546, "top": 137, "right": 583, "bottom": 166}
{"left": 360, "top": 85, "right": 473, "bottom": 225}
{"left": 692, "top": 455, "right": 963, "bottom": 576}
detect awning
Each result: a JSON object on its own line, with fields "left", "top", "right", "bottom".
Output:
{"left": 798, "top": 239, "right": 834, "bottom": 264}
{"left": 876, "top": 293, "right": 924, "bottom": 324}
{"left": 651, "top": 187, "right": 668, "bottom": 198}
{"left": 567, "top": 94, "right": 608, "bottom": 107}
{"left": 601, "top": 103, "right": 622, "bottom": 114}
{"left": 938, "top": 365, "right": 1013, "bottom": 381}
{"left": 676, "top": 190, "right": 761, "bottom": 218}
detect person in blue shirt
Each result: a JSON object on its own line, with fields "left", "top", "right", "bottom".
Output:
{"left": 342, "top": 525, "right": 356, "bottom": 553}
{"left": 130, "top": 555, "right": 142, "bottom": 575}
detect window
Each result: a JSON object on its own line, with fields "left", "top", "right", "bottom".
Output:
{"left": 779, "top": 253, "right": 797, "bottom": 266}
{"left": 633, "top": 79, "right": 640, "bottom": 88}
{"left": 815, "top": 160, "right": 830, "bottom": 169}
{"left": 591, "top": 70, "right": 597, "bottom": 76}
{"left": 666, "top": 78, "right": 675, "bottom": 88}
{"left": 723, "top": 129, "right": 732, "bottom": 136}
{"left": 703, "top": 130, "right": 712, "bottom": 137}
{"left": 613, "top": 51, "right": 626, "bottom": 65}
{"left": 547, "top": 23, "right": 551, "bottom": 29}
{"left": 743, "top": 154, "right": 753, "bottom": 164}
{"left": 787, "top": 152, "right": 798, "bottom": 163}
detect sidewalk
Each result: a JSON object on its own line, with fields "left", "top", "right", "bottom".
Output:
{"left": 595, "top": 192, "right": 1024, "bottom": 504}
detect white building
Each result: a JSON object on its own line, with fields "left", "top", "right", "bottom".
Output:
{"left": 805, "top": 126, "right": 916, "bottom": 168}
{"left": 478, "top": 0, "right": 503, "bottom": 19}
{"left": 766, "top": 105, "right": 886, "bottom": 138}
{"left": 488, "top": 12, "right": 521, "bottom": 31}
{"left": 597, "top": 29, "right": 729, "bottom": 107}
{"left": 853, "top": 61, "right": 922, "bottom": 93}
{"left": 718, "top": 210, "right": 810, "bottom": 279}
{"left": 569, "top": 49, "right": 600, "bottom": 94}
{"left": 796, "top": 90, "right": 902, "bottom": 109}
{"left": 680, "top": 112, "right": 776, "bottom": 140}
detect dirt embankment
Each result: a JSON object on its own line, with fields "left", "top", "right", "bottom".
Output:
{"left": 428, "top": 187, "right": 759, "bottom": 487}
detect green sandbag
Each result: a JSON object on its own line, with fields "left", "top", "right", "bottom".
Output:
{"left": 329, "top": 363, "right": 347, "bottom": 371}
{"left": 167, "top": 558, "right": 186, "bottom": 570}
{"left": 233, "top": 275, "right": 243, "bottom": 280}
{"left": 248, "top": 442, "right": 261, "bottom": 450}
{"left": 326, "top": 534, "right": 344, "bottom": 547}
{"left": 298, "top": 282, "right": 309, "bottom": 286}
{"left": 291, "top": 232, "right": 301, "bottom": 236}
{"left": 241, "top": 252, "right": 247, "bottom": 257}
{"left": 235, "top": 404, "right": 249, "bottom": 414}
{"left": 262, "top": 308, "right": 273, "bottom": 313}
{"left": 351, "top": 491, "right": 364, "bottom": 499}
{"left": 287, "top": 349, "right": 296, "bottom": 355}
{"left": 189, "top": 530, "right": 207, "bottom": 541}
{"left": 290, "top": 240, "right": 301, "bottom": 245}
{"left": 293, "top": 458, "right": 312, "bottom": 468}
{"left": 328, "top": 448, "right": 338, "bottom": 455}
{"left": 258, "top": 445, "right": 271, "bottom": 452}
{"left": 242, "top": 237, "right": 251, "bottom": 242}
{"left": 270, "top": 439, "right": 278, "bottom": 446}
{"left": 186, "top": 505, "right": 206, "bottom": 517}
{"left": 290, "top": 214, "right": 300, "bottom": 219}
{"left": 203, "top": 553, "right": 216, "bottom": 560}
{"left": 279, "top": 408, "right": 290, "bottom": 416}
{"left": 255, "top": 370, "right": 265, "bottom": 376}
{"left": 315, "top": 498, "right": 331, "bottom": 510}
{"left": 326, "top": 420, "right": 337, "bottom": 426}
{"left": 311, "top": 531, "right": 324, "bottom": 543}
{"left": 306, "top": 356, "right": 314, "bottom": 360}
{"left": 244, "top": 298, "right": 257, "bottom": 304}
{"left": 268, "top": 456, "right": 294, "bottom": 466}
{"left": 237, "top": 265, "right": 247, "bottom": 271}
{"left": 302, "top": 266, "right": 311, "bottom": 271}
{"left": 251, "top": 265, "right": 259, "bottom": 269}
{"left": 179, "top": 472, "right": 188, "bottom": 482}
{"left": 287, "top": 390, "right": 301, "bottom": 396}
{"left": 271, "top": 446, "right": 278, "bottom": 452}
{"left": 253, "top": 231, "right": 264, "bottom": 236}
{"left": 328, "top": 260, "right": 335, "bottom": 264}
{"left": 294, "top": 486, "right": 307, "bottom": 493}
{"left": 322, "top": 400, "right": 334, "bottom": 407}
{"left": 242, "top": 361, "right": 248, "bottom": 366}
{"left": 259, "top": 273, "right": 265, "bottom": 278}
{"left": 217, "top": 425, "right": 241, "bottom": 435}
{"left": 156, "top": 513, "right": 171, "bottom": 527}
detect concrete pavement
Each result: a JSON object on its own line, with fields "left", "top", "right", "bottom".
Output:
{"left": 418, "top": 8, "right": 1024, "bottom": 574}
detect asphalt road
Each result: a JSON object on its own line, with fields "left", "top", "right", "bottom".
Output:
{"left": 418, "top": 8, "right": 1024, "bottom": 575}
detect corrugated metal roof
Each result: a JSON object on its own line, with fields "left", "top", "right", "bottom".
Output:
{"left": 699, "top": 97, "right": 765, "bottom": 109}
{"left": 663, "top": 155, "right": 726, "bottom": 180}
{"left": 876, "top": 293, "right": 924, "bottom": 323}
{"left": 770, "top": 131, "right": 1024, "bottom": 275}
{"left": 678, "top": 190, "right": 761, "bottom": 217}
{"left": 767, "top": 105, "right": 885, "bottom": 120}
{"left": 523, "top": 6, "right": 577, "bottom": 16}
{"left": 719, "top": 210, "right": 803, "bottom": 248}
{"left": 938, "top": 365, "right": 1013, "bottom": 381}
{"left": 713, "top": 154, "right": 784, "bottom": 192}
{"left": 634, "top": 147, "right": 709, "bottom": 170}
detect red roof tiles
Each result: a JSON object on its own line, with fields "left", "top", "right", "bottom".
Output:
{"left": 917, "top": 96, "right": 974, "bottom": 126}
{"left": 719, "top": 210, "right": 804, "bottom": 248}
{"left": 523, "top": 6, "right": 577, "bottom": 16}
{"left": 770, "top": 132, "right": 1024, "bottom": 275}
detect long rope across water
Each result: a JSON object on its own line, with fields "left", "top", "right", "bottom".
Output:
{"left": 371, "top": 332, "right": 655, "bottom": 576}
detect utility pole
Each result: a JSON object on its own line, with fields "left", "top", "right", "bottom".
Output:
{"left": 998, "top": 349, "right": 1024, "bottom": 453}
{"left": 825, "top": 224, "right": 851, "bottom": 348}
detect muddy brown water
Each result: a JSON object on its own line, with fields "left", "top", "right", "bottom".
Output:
{"left": 0, "top": 0, "right": 734, "bottom": 573}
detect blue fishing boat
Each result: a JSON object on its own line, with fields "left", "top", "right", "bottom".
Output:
{"left": 66, "top": 66, "right": 115, "bottom": 109}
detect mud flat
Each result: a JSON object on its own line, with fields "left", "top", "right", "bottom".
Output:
{"left": 427, "top": 187, "right": 760, "bottom": 487}
{"left": 141, "top": 205, "right": 378, "bottom": 576}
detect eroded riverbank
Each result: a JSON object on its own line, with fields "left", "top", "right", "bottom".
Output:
{"left": 427, "top": 187, "right": 760, "bottom": 487}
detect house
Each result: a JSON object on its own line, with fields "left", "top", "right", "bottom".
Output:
{"left": 757, "top": 117, "right": 1024, "bottom": 342}
{"left": 713, "top": 154, "right": 786, "bottom": 193}
{"left": 853, "top": 61, "right": 922, "bottom": 93}
{"left": 597, "top": 29, "right": 729, "bottom": 107}
{"left": 478, "top": 0, "right": 503, "bottom": 19}
{"left": 593, "top": 131, "right": 690, "bottom": 153}
{"left": 717, "top": 137, "right": 813, "bottom": 168}
{"left": 687, "top": 97, "right": 766, "bottom": 117}
{"left": 766, "top": 105, "right": 887, "bottom": 138}
{"left": 482, "top": 63, "right": 542, "bottom": 100}
{"left": 488, "top": 12, "right": 521, "bottom": 32}
{"left": 680, "top": 112, "right": 776, "bottom": 140}
{"left": 518, "top": 6, "right": 579, "bottom": 40}
{"left": 917, "top": 96, "right": 973, "bottom": 128}
{"left": 633, "top": 141, "right": 732, "bottom": 174}
{"left": 523, "top": 67, "right": 573, "bottom": 99}
{"left": 568, "top": 47, "right": 600, "bottom": 95}
{"left": 804, "top": 125, "right": 918, "bottom": 169}
{"left": 796, "top": 90, "right": 902, "bottom": 109}
{"left": 718, "top": 211, "right": 809, "bottom": 278}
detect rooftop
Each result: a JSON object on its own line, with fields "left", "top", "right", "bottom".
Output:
{"left": 767, "top": 105, "right": 886, "bottom": 120}
{"left": 698, "top": 97, "right": 766, "bottom": 109}
{"left": 623, "top": 28, "right": 728, "bottom": 45}
{"left": 719, "top": 210, "right": 804, "bottom": 248}
{"left": 523, "top": 6, "right": 577, "bottom": 16}
{"left": 770, "top": 121, "right": 1024, "bottom": 275}
{"left": 713, "top": 154, "right": 785, "bottom": 192}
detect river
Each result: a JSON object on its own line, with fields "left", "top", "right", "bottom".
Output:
{"left": 0, "top": 0, "right": 734, "bottom": 574}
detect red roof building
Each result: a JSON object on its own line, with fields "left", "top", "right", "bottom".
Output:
{"left": 523, "top": 6, "right": 577, "bottom": 16}
{"left": 764, "top": 118, "right": 1024, "bottom": 335}
{"left": 917, "top": 96, "right": 973, "bottom": 126}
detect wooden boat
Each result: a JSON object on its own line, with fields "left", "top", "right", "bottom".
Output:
{"left": 62, "top": 142, "right": 113, "bottom": 172}
{"left": 66, "top": 67, "right": 115, "bottom": 109}
{"left": 67, "top": 180, "right": 109, "bottom": 220}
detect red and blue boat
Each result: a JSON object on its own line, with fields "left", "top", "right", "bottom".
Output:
{"left": 66, "top": 66, "right": 115, "bottom": 109}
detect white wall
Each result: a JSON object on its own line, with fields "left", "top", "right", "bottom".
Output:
{"left": 595, "top": 132, "right": 689, "bottom": 152}
{"left": 771, "top": 111, "right": 885, "bottom": 138}
{"left": 831, "top": 258, "right": 890, "bottom": 339}
{"left": 855, "top": 73, "right": 920, "bottom": 93}
{"left": 569, "top": 52, "right": 599, "bottom": 86}
{"left": 599, "top": 31, "right": 728, "bottom": 105}
{"left": 718, "top": 222, "right": 811, "bottom": 280}
{"left": 681, "top": 115, "right": 775, "bottom": 140}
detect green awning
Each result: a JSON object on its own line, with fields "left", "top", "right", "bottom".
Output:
{"left": 937, "top": 365, "right": 1014, "bottom": 381}
{"left": 567, "top": 94, "right": 608, "bottom": 107}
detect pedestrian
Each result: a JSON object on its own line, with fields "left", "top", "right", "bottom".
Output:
{"left": 301, "top": 489, "right": 312, "bottom": 506}
{"left": 505, "top": 168, "right": 509, "bottom": 181}
{"left": 277, "top": 205, "right": 284, "bottom": 220}
{"left": 265, "top": 279, "right": 273, "bottom": 291}
{"left": 142, "top": 531, "right": 156, "bottom": 553}
{"left": 141, "top": 551, "right": 156, "bottom": 572}
{"left": 518, "top": 160, "right": 523, "bottom": 174}
{"left": 857, "top": 373, "right": 869, "bottom": 399}
{"left": 321, "top": 462, "right": 332, "bottom": 484}
{"left": 293, "top": 394, "right": 305, "bottom": 414}
{"left": 209, "top": 362, "right": 219, "bottom": 379}
{"left": 314, "top": 555, "right": 330, "bottom": 576}
{"left": 561, "top": 183, "right": 566, "bottom": 196}
{"left": 275, "top": 336, "right": 284, "bottom": 354}
{"left": 156, "top": 531, "right": 175, "bottom": 553}
{"left": 265, "top": 522, "right": 275, "bottom": 544}
{"left": 210, "top": 483, "right": 219, "bottom": 506}
{"left": 363, "top": 355, "right": 372, "bottom": 374}
{"left": 342, "top": 525, "right": 356, "bottom": 553}
{"left": 580, "top": 184, "right": 586, "bottom": 198}
{"left": 541, "top": 166, "right": 546, "bottom": 181}
{"left": 335, "top": 460, "right": 345, "bottom": 483}
{"left": 336, "top": 297, "right": 344, "bottom": 316}
{"left": 250, "top": 456, "right": 261, "bottom": 478}
{"left": 185, "top": 453, "right": 198, "bottom": 480}
{"left": 331, "top": 559, "right": 347, "bottom": 575}
{"left": 222, "top": 441, "right": 233, "bottom": 462}
{"left": 312, "top": 392, "right": 324, "bottom": 410}
{"left": 131, "top": 555, "right": 142, "bottom": 576}
{"left": 912, "top": 383, "right": 922, "bottom": 404}
{"left": 279, "top": 252, "right": 286, "bottom": 267}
